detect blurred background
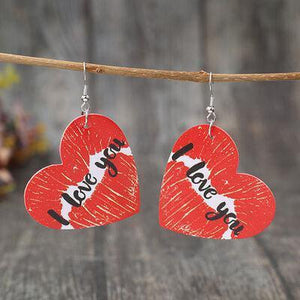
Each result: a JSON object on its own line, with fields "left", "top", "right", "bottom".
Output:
{"left": 0, "top": 1, "right": 299, "bottom": 299}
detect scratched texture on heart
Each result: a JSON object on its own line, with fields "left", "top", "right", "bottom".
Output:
{"left": 25, "top": 114, "right": 140, "bottom": 230}
{"left": 159, "top": 125, "right": 275, "bottom": 239}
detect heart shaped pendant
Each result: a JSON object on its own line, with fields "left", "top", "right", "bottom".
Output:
{"left": 25, "top": 114, "right": 140, "bottom": 229}
{"left": 159, "top": 125, "right": 275, "bottom": 239}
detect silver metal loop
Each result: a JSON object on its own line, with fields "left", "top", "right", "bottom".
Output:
{"left": 81, "top": 94, "right": 89, "bottom": 102}
{"left": 206, "top": 111, "right": 216, "bottom": 123}
{"left": 81, "top": 61, "right": 90, "bottom": 128}
{"left": 83, "top": 62, "right": 88, "bottom": 97}
{"left": 208, "top": 120, "right": 214, "bottom": 138}
{"left": 206, "top": 72, "right": 216, "bottom": 138}
{"left": 81, "top": 101, "right": 90, "bottom": 113}
{"left": 209, "top": 72, "right": 214, "bottom": 103}
{"left": 83, "top": 110, "right": 88, "bottom": 128}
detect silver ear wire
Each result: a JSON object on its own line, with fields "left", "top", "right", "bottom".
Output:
{"left": 206, "top": 72, "right": 216, "bottom": 138}
{"left": 81, "top": 62, "right": 90, "bottom": 128}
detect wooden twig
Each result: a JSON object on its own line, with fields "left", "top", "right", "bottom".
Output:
{"left": 0, "top": 52, "right": 300, "bottom": 83}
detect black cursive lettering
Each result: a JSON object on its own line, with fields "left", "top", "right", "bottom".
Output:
{"left": 61, "top": 192, "right": 82, "bottom": 207}
{"left": 186, "top": 162, "right": 218, "bottom": 200}
{"left": 94, "top": 139, "right": 125, "bottom": 177}
{"left": 171, "top": 143, "right": 245, "bottom": 236}
{"left": 172, "top": 143, "right": 194, "bottom": 160}
{"left": 95, "top": 158, "right": 118, "bottom": 177}
{"left": 47, "top": 209, "right": 70, "bottom": 226}
{"left": 206, "top": 202, "right": 228, "bottom": 220}
{"left": 49, "top": 138, "right": 125, "bottom": 225}
{"left": 205, "top": 202, "right": 244, "bottom": 235}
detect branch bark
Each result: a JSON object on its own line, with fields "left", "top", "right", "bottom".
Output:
{"left": 0, "top": 52, "right": 299, "bottom": 83}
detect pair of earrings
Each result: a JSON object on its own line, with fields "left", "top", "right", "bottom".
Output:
{"left": 24, "top": 65, "right": 275, "bottom": 239}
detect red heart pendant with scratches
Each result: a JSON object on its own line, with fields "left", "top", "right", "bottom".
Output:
{"left": 159, "top": 125, "right": 275, "bottom": 239}
{"left": 25, "top": 114, "right": 140, "bottom": 229}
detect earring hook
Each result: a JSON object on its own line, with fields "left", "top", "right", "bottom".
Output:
{"left": 206, "top": 72, "right": 216, "bottom": 138}
{"left": 209, "top": 72, "right": 214, "bottom": 106}
{"left": 81, "top": 62, "right": 90, "bottom": 128}
{"left": 83, "top": 61, "right": 88, "bottom": 95}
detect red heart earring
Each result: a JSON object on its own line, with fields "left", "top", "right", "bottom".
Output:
{"left": 24, "top": 62, "right": 140, "bottom": 229}
{"left": 159, "top": 73, "right": 275, "bottom": 239}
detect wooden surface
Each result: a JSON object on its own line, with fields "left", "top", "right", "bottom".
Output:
{"left": 0, "top": 1, "right": 299, "bottom": 299}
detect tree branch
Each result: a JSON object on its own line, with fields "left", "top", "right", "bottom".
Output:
{"left": 0, "top": 52, "right": 299, "bottom": 83}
